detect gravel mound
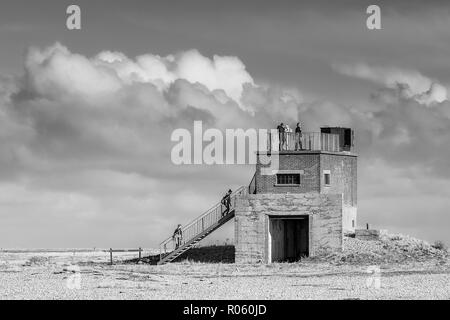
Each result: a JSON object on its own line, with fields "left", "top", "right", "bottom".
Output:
{"left": 313, "top": 234, "right": 448, "bottom": 265}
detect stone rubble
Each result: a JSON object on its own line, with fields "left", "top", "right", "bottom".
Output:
{"left": 310, "top": 233, "right": 448, "bottom": 265}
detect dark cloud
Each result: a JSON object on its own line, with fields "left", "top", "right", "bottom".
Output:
{"left": 1, "top": 38, "right": 450, "bottom": 247}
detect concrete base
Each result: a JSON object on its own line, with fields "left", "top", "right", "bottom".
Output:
{"left": 235, "top": 192, "right": 344, "bottom": 264}
{"left": 355, "top": 229, "right": 387, "bottom": 241}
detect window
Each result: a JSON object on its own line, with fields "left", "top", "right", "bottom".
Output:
{"left": 352, "top": 220, "right": 355, "bottom": 228}
{"left": 324, "top": 170, "right": 331, "bottom": 186}
{"left": 276, "top": 173, "right": 300, "bottom": 185}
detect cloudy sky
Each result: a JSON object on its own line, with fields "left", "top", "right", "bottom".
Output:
{"left": 1, "top": 0, "right": 450, "bottom": 248}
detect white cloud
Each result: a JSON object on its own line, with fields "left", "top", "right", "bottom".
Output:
{"left": 333, "top": 62, "right": 448, "bottom": 106}
{"left": 25, "top": 44, "right": 122, "bottom": 98}
{"left": 24, "top": 44, "right": 255, "bottom": 109}
{"left": 94, "top": 47, "right": 254, "bottom": 105}
{"left": 174, "top": 50, "right": 254, "bottom": 103}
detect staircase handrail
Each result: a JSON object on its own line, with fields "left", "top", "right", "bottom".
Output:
{"left": 159, "top": 186, "right": 245, "bottom": 255}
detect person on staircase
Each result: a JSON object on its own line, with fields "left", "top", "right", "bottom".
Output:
{"left": 221, "top": 189, "right": 232, "bottom": 217}
{"left": 173, "top": 224, "right": 183, "bottom": 249}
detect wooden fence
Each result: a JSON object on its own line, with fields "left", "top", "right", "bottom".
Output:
{"left": 108, "top": 248, "right": 143, "bottom": 265}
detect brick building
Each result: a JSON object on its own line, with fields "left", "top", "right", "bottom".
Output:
{"left": 235, "top": 127, "right": 357, "bottom": 263}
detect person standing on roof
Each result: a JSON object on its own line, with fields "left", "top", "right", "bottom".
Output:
{"left": 277, "top": 122, "right": 286, "bottom": 151}
{"left": 295, "top": 122, "right": 303, "bottom": 151}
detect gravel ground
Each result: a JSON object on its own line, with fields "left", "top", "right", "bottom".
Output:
{"left": 0, "top": 254, "right": 449, "bottom": 299}
{"left": 1, "top": 236, "right": 448, "bottom": 300}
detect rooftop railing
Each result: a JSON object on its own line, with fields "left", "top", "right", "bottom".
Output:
{"left": 267, "top": 131, "right": 344, "bottom": 152}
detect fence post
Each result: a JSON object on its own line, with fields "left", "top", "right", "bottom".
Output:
{"left": 139, "top": 247, "right": 142, "bottom": 259}
{"left": 109, "top": 248, "right": 113, "bottom": 265}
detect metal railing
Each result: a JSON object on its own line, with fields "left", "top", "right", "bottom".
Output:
{"left": 267, "top": 131, "right": 341, "bottom": 152}
{"left": 248, "top": 173, "right": 256, "bottom": 194}
{"left": 159, "top": 186, "right": 245, "bottom": 259}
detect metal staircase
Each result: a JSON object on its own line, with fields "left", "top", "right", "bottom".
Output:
{"left": 157, "top": 187, "right": 245, "bottom": 265}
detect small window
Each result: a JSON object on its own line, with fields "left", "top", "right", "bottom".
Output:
{"left": 276, "top": 173, "right": 300, "bottom": 185}
{"left": 324, "top": 170, "right": 331, "bottom": 186}
{"left": 352, "top": 220, "right": 355, "bottom": 228}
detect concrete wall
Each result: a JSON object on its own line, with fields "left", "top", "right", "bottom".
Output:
{"left": 355, "top": 229, "right": 388, "bottom": 241}
{"left": 319, "top": 153, "right": 357, "bottom": 232}
{"left": 319, "top": 153, "right": 357, "bottom": 207}
{"left": 235, "top": 193, "right": 343, "bottom": 264}
{"left": 343, "top": 206, "right": 357, "bottom": 233}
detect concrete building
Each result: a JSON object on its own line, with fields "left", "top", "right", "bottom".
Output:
{"left": 235, "top": 127, "right": 357, "bottom": 263}
{"left": 158, "top": 127, "right": 357, "bottom": 266}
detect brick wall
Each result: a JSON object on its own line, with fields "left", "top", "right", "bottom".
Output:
{"left": 234, "top": 193, "right": 343, "bottom": 264}
{"left": 255, "top": 151, "right": 356, "bottom": 200}
{"left": 255, "top": 152, "right": 320, "bottom": 194}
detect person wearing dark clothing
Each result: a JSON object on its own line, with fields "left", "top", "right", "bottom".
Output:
{"left": 226, "top": 189, "right": 232, "bottom": 211}
{"left": 277, "top": 123, "right": 286, "bottom": 151}
{"left": 221, "top": 189, "right": 232, "bottom": 217}
{"left": 295, "top": 122, "right": 303, "bottom": 151}
{"left": 173, "top": 224, "right": 183, "bottom": 249}
{"left": 221, "top": 195, "right": 227, "bottom": 216}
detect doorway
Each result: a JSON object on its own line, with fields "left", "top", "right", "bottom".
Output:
{"left": 269, "top": 216, "right": 309, "bottom": 262}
